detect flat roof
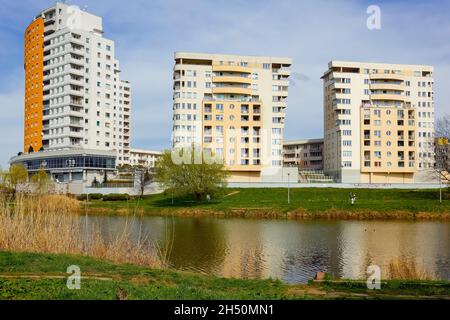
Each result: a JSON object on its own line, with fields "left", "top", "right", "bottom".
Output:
{"left": 130, "top": 149, "right": 163, "bottom": 155}
{"left": 283, "top": 138, "right": 324, "bottom": 146}
{"left": 175, "top": 51, "right": 292, "bottom": 65}
{"left": 10, "top": 148, "right": 116, "bottom": 163}
{"left": 327, "top": 60, "right": 433, "bottom": 71}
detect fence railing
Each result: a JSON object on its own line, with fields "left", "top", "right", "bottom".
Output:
{"left": 90, "top": 182, "right": 134, "bottom": 188}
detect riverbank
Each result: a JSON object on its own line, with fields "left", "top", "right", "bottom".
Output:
{"left": 1, "top": 252, "right": 449, "bottom": 300}
{"left": 85, "top": 188, "right": 450, "bottom": 220}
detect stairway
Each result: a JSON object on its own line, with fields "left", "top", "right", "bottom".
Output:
{"left": 298, "top": 169, "right": 335, "bottom": 183}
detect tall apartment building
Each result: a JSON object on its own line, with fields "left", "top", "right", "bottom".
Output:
{"left": 24, "top": 2, "right": 131, "bottom": 165}
{"left": 283, "top": 139, "right": 324, "bottom": 170}
{"left": 322, "top": 61, "right": 435, "bottom": 183}
{"left": 172, "top": 52, "right": 292, "bottom": 182}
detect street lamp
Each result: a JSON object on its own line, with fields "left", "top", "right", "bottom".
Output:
{"left": 287, "top": 172, "right": 291, "bottom": 204}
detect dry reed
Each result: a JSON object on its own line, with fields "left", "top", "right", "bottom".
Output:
{"left": 386, "top": 259, "right": 435, "bottom": 280}
{"left": 0, "top": 193, "right": 159, "bottom": 267}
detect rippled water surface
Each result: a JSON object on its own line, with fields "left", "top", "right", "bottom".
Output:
{"left": 81, "top": 216, "right": 450, "bottom": 283}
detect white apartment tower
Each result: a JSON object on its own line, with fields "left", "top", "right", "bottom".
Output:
{"left": 24, "top": 3, "right": 131, "bottom": 165}
{"left": 172, "top": 52, "right": 292, "bottom": 182}
{"left": 322, "top": 61, "right": 435, "bottom": 183}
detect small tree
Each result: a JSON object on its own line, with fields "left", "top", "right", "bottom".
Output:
{"left": 435, "top": 115, "right": 450, "bottom": 185}
{"left": 7, "top": 164, "right": 29, "bottom": 195}
{"left": 135, "top": 168, "right": 154, "bottom": 199}
{"left": 155, "top": 149, "right": 229, "bottom": 201}
{"left": 31, "top": 169, "right": 51, "bottom": 195}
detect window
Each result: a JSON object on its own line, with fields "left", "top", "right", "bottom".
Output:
{"left": 343, "top": 151, "right": 352, "bottom": 157}
{"left": 263, "top": 63, "right": 270, "bottom": 69}
{"left": 343, "top": 161, "right": 352, "bottom": 167}
{"left": 343, "top": 140, "right": 352, "bottom": 146}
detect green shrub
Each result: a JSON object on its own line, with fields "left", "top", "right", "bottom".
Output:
{"left": 102, "top": 193, "right": 130, "bottom": 201}
{"left": 87, "top": 193, "right": 103, "bottom": 200}
{"left": 77, "top": 194, "right": 88, "bottom": 201}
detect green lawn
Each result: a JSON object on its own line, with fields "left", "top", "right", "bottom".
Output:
{"left": 85, "top": 188, "right": 450, "bottom": 218}
{"left": 0, "top": 252, "right": 449, "bottom": 300}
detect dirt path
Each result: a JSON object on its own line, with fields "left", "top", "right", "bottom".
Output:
{"left": 223, "top": 191, "right": 240, "bottom": 198}
{"left": 0, "top": 272, "right": 113, "bottom": 281}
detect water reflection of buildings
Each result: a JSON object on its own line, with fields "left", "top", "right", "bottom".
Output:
{"left": 338, "top": 221, "right": 450, "bottom": 279}
{"left": 91, "top": 216, "right": 450, "bottom": 283}
{"left": 220, "top": 220, "right": 266, "bottom": 279}
{"left": 220, "top": 221, "right": 344, "bottom": 283}
{"left": 219, "top": 220, "right": 450, "bottom": 282}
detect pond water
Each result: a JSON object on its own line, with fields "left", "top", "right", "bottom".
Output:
{"left": 81, "top": 215, "right": 450, "bottom": 284}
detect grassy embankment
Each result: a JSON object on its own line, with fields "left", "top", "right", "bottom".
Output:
{"left": 86, "top": 188, "right": 450, "bottom": 219}
{"left": 0, "top": 252, "right": 449, "bottom": 300}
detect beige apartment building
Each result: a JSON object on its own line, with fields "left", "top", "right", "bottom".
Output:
{"left": 283, "top": 139, "right": 324, "bottom": 170}
{"left": 322, "top": 61, "right": 435, "bottom": 183}
{"left": 172, "top": 52, "right": 292, "bottom": 182}
{"left": 129, "top": 149, "right": 162, "bottom": 168}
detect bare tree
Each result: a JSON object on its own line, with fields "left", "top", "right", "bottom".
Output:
{"left": 134, "top": 167, "right": 154, "bottom": 199}
{"left": 435, "top": 115, "right": 450, "bottom": 184}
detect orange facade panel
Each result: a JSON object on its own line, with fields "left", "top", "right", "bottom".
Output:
{"left": 24, "top": 17, "right": 44, "bottom": 153}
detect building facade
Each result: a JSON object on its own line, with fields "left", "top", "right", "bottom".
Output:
{"left": 10, "top": 149, "right": 116, "bottom": 188}
{"left": 24, "top": 2, "right": 131, "bottom": 165}
{"left": 283, "top": 139, "right": 324, "bottom": 170}
{"left": 322, "top": 61, "right": 435, "bottom": 183}
{"left": 172, "top": 52, "right": 292, "bottom": 182}
{"left": 129, "top": 149, "right": 162, "bottom": 168}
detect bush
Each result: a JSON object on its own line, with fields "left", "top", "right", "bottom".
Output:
{"left": 77, "top": 194, "right": 88, "bottom": 201}
{"left": 102, "top": 193, "right": 130, "bottom": 201}
{"left": 88, "top": 193, "right": 103, "bottom": 200}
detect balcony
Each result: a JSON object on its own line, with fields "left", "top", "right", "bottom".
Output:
{"left": 212, "top": 64, "right": 251, "bottom": 74}
{"left": 212, "top": 86, "right": 251, "bottom": 95}
{"left": 275, "top": 67, "right": 291, "bottom": 76}
{"left": 212, "top": 75, "right": 251, "bottom": 85}
{"left": 241, "top": 107, "right": 249, "bottom": 114}
{"left": 370, "top": 83, "right": 404, "bottom": 91}
{"left": 370, "top": 73, "right": 406, "bottom": 81}
{"left": 370, "top": 93, "right": 410, "bottom": 102}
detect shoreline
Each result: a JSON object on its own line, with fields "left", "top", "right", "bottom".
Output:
{"left": 84, "top": 205, "right": 450, "bottom": 220}
{"left": 80, "top": 187, "right": 450, "bottom": 221}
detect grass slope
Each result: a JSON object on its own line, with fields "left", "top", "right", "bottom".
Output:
{"left": 0, "top": 252, "right": 449, "bottom": 300}
{"left": 86, "top": 188, "right": 450, "bottom": 219}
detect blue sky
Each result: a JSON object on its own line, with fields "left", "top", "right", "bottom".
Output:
{"left": 1, "top": 0, "right": 450, "bottom": 167}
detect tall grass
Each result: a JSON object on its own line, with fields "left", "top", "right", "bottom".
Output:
{"left": 0, "top": 194, "right": 159, "bottom": 267}
{"left": 386, "top": 259, "right": 435, "bottom": 280}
